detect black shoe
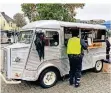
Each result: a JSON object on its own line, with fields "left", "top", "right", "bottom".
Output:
{"left": 69, "top": 79, "right": 73, "bottom": 85}
{"left": 69, "top": 82, "right": 73, "bottom": 85}
{"left": 75, "top": 84, "right": 80, "bottom": 88}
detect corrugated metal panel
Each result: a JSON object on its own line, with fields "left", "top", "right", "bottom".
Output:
{"left": 26, "top": 46, "right": 61, "bottom": 70}
{"left": 11, "top": 47, "right": 29, "bottom": 78}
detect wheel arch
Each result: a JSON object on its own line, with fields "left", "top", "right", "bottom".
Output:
{"left": 38, "top": 66, "right": 61, "bottom": 80}
{"left": 34, "top": 64, "right": 62, "bottom": 81}
{"left": 92, "top": 55, "right": 105, "bottom": 68}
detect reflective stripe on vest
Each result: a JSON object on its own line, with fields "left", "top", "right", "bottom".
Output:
{"left": 67, "top": 37, "right": 81, "bottom": 54}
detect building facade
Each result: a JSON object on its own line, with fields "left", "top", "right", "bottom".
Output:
{"left": 0, "top": 12, "right": 18, "bottom": 31}
{"left": 0, "top": 12, "right": 19, "bottom": 43}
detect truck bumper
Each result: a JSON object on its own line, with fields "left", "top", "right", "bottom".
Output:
{"left": 0, "top": 73, "right": 21, "bottom": 84}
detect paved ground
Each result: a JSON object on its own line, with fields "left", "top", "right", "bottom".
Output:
{"left": 0, "top": 44, "right": 111, "bottom": 93}
{"left": 1, "top": 72, "right": 111, "bottom": 93}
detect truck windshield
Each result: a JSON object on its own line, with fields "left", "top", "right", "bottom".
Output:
{"left": 18, "top": 31, "right": 33, "bottom": 44}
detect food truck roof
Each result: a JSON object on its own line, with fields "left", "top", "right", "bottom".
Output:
{"left": 22, "top": 20, "right": 106, "bottom": 30}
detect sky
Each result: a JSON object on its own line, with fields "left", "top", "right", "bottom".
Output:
{"left": 0, "top": 3, "right": 111, "bottom": 22}
{"left": 75, "top": 3, "right": 111, "bottom": 21}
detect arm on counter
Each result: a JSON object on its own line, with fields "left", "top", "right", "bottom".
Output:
{"left": 80, "top": 39, "right": 88, "bottom": 50}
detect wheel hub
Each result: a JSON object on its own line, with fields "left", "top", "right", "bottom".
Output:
{"left": 43, "top": 72, "right": 56, "bottom": 86}
{"left": 96, "top": 61, "right": 102, "bottom": 71}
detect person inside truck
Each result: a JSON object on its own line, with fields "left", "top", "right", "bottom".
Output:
{"left": 52, "top": 32, "right": 59, "bottom": 46}
{"left": 34, "top": 32, "right": 45, "bottom": 61}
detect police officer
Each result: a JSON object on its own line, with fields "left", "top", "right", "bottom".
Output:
{"left": 67, "top": 30, "right": 87, "bottom": 87}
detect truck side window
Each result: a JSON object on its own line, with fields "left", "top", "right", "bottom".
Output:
{"left": 45, "top": 31, "right": 59, "bottom": 46}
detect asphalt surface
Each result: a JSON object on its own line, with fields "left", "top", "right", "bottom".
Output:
{"left": 1, "top": 72, "right": 111, "bottom": 93}
{"left": 0, "top": 44, "right": 111, "bottom": 93}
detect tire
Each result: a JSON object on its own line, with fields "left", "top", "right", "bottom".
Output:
{"left": 39, "top": 68, "right": 59, "bottom": 88}
{"left": 94, "top": 60, "right": 103, "bottom": 72}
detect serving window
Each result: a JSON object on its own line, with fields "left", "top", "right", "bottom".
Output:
{"left": 64, "top": 27, "right": 106, "bottom": 47}
{"left": 81, "top": 29, "right": 106, "bottom": 42}
{"left": 81, "top": 30, "right": 92, "bottom": 43}
{"left": 81, "top": 29, "right": 106, "bottom": 48}
{"left": 92, "top": 30, "right": 106, "bottom": 42}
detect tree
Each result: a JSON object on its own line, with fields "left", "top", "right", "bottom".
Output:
{"left": 21, "top": 4, "right": 37, "bottom": 22}
{"left": 21, "top": 4, "right": 85, "bottom": 22}
{"left": 64, "top": 4, "right": 85, "bottom": 19}
{"left": 13, "top": 13, "right": 26, "bottom": 28}
{"left": 36, "top": 4, "right": 72, "bottom": 21}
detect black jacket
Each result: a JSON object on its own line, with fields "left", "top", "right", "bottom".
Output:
{"left": 106, "top": 39, "right": 110, "bottom": 51}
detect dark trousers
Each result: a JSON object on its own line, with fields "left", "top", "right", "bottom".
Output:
{"left": 36, "top": 48, "right": 44, "bottom": 61}
{"left": 106, "top": 48, "right": 110, "bottom": 60}
{"left": 68, "top": 54, "right": 82, "bottom": 85}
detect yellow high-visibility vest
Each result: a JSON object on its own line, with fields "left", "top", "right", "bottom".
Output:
{"left": 67, "top": 37, "right": 81, "bottom": 54}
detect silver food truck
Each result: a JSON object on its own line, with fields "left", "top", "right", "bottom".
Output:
{"left": 1, "top": 20, "right": 107, "bottom": 88}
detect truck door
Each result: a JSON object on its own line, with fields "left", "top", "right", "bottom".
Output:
{"left": 81, "top": 30, "right": 93, "bottom": 70}
{"left": 26, "top": 29, "right": 61, "bottom": 71}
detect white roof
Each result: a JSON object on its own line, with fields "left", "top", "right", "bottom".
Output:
{"left": 22, "top": 20, "right": 106, "bottom": 30}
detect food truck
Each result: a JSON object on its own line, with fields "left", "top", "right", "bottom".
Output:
{"left": 1, "top": 20, "right": 107, "bottom": 88}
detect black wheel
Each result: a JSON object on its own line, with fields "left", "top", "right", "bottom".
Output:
{"left": 94, "top": 60, "right": 103, "bottom": 72}
{"left": 39, "top": 68, "right": 59, "bottom": 88}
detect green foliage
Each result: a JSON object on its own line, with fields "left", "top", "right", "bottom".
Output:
{"left": 36, "top": 4, "right": 72, "bottom": 21}
{"left": 21, "top": 4, "right": 37, "bottom": 22}
{"left": 21, "top": 4, "right": 85, "bottom": 22}
{"left": 63, "top": 4, "right": 85, "bottom": 19}
{"left": 13, "top": 13, "right": 26, "bottom": 27}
